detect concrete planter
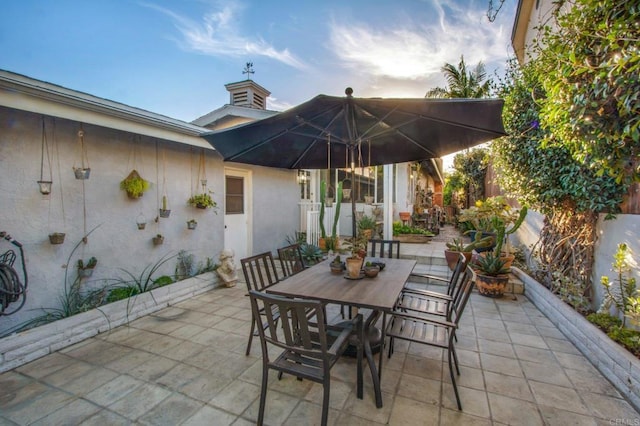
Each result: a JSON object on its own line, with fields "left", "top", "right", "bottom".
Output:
{"left": 513, "top": 267, "right": 640, "bottom": 412}
{"left": 0, "top": 272, "right": 220, "bottom": 373}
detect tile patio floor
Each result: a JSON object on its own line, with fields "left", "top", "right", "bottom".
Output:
{"left": 1, "top": 240, "right": 639, "bottom": 425}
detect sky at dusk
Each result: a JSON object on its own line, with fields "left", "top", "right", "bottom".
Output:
{"left": 1, "top": 0, "right": 517, "bottom": 124}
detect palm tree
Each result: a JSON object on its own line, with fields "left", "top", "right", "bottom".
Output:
{"left": 425, "top": 55, "right": 492, "bottom": 98}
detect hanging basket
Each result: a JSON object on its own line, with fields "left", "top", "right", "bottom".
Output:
{"left": 137, "top": 222, "right": 146, "bottom": 230}
{"left": 159, "top": 209, "right": 171, "bottom": 218}
{"left": 120, "top": 169, "right": 149, "bottom": 199}
{"left": 152, "top": 235, "right": 164, "bottom": 245}
{"left": 73, "top": 167, "right": 91, "bottom": 180}
{"left": 37, "top": 180, "right": 52, "bottom": 195}
{"left": 187, "top": 220, "right": 198, "bottom": 230}
{"left": 48, "top": 233, "right": 66, "bottom": 244}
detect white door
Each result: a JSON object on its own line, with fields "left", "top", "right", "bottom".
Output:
{"left": 224, "top": 168, "right": 251, "bottom": 260}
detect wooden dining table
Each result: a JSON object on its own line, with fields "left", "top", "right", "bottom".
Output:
{"left": 266, "top": 256, "right": 417, "bottom": 408}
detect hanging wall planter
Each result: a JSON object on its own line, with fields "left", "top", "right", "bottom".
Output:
{"left": 48, "top": 232, "right": 66, "bottom": 245}
{"left": 187, "top": 193, "right": 217, "bottom": 210}
{"left": 152, "top": 234, "right": 164, "bottom": 245}
{"left": 37, "top": 116, "right": 53, "bottom": 194}
{"left": 159, "top": 195, "right": 171, "bottom": 218}
{"left": 73, "top": 128, "right": 91, "bottom": 180}
{"left": 187, "top": 219, "right": 198, "bottom": 230}
{"left": 73, "top": 167, "right": 91, "bottom": 180}
{"left": 120, "top": 170, "right": 150, "bottom": 199}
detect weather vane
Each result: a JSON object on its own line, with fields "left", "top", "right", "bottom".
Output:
{"left": 243, "top": 62, "right": 255, "bottom": 79}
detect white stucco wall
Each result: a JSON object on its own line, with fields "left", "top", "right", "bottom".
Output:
{"left": 593, "top": 214, "right": 640, "bottom": 310}
{"left": 0, "top": 107, "right": 298, "bottom": 335}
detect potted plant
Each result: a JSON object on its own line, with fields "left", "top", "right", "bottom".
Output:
{"left": 444, "top": 234, "right": 493, "bottom": 271}
{"left": 363, "top": 261, "right": 380, "bottom": 278}
{"left": 48, "top": 232, "right": 66, "bottom": 245}
{"left": 77, "top": 256, "right": 97, "bottom": 278}
{"left": 187, "top": 219, "right": 198, "bottom": 230}
{"left": 187, "top": 192, "right": 217, "bottom": 210}
{"left": 330, "top": 255, "right": 344, "bottom": 274}
{"left": 152, "top": 234, "right": 164, "bottom": 245}
{"left": 473, "top": 251, "right": 510, "bottom": 298}
{"left": 159, "top": 195, "right": 171, "bottom": 218}
{"left": 357, "top": 215, "right": 377, "bottom": 240}
{"left": 120, "top": 170, "right": 150, "bottom": 199}
{"left": 343, "top": 232, "right": 368, "bottom": 278}
{"left": 318, "top": 180, "right": 342, "bottom": 252}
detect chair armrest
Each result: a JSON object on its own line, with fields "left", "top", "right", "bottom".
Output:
{"left": 400, "top": 288, "right": 452, "bottom": 301}
{"left": 409, "top": 272, "right": 448, "bottom": 283}
{"left": 388, "top": 311, "right": 456, "bottom": 329}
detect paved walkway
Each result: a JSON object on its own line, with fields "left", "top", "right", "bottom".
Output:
{"left": 1, "top": 237, "right": 639, "bottom": 425}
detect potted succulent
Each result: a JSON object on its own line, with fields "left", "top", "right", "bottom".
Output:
{"left": 357, "top": 215, "right": 377, "bottom": 240}
{"left": 159, "top": 195, "right": 171, "bottom": 218}
{"left": 363, "top": 261, "right": 380, "bottom": 278}
{"left": 330, "top": 255, "right": 344, "bottom": 274}
{"left": 187, "top": 219, "right": 198, "bottom": 230}
{"left": 77, "top": 256, "right": 97, "bottom": 278}
{"left": 120, "top": 170, "right": 150, "bottom": 199}
{"left": 473, "top": 251, "right": 510, "bottom": 298}
{"left": 318, "top": 180, "right": 342, "bottom": 252}
{"left": 444, "top": 234, "right": 493, "bottom": 271}
{"left": 187, "top": 192, "right": 217, "bottom": 210}
{"left": 48, "top": 232, "right": 66, "bottom": 245}
{"left": 152, "top": 234, "right": 164, "bottom": 245}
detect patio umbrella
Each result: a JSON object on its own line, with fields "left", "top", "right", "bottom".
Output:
{"left": 202, "top": 88, "right": 506, "bottom": 235}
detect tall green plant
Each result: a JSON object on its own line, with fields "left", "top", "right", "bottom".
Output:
{"left": 331, "top": 181, "right": 343, "bottom": 238}
{"left": 319, "top": 180, "right": 327, "bottom": 238}
{"left": 598, "top": 243, "right": 638, "bottom": 327}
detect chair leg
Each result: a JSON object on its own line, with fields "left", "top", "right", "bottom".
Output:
{"left": 321, "top": 380, "right": 330, "bottom": 426}
{"left": 257, "top": 365, "right": 269, "bottom": 425}
{"left": 451, "top": 341, "right": 461, "bottom": 375}
{"left": 448, "top": 346, "right": 462, "bottom": 410}
{"left": 246, "top": 317, "right": 256, "bottom": 356}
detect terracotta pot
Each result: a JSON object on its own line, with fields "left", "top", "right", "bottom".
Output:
{"left": 444, "top": 249, "right": 472, "bottom": 271}
{"left": 346, "top": 257, "right": 363, "bottom": 278}
{"left": 475, "top": 273, "right": 509, "bottom": 298}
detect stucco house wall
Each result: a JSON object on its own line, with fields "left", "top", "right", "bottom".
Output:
{"left": 0, "top": 71, "right": 299, "bottom": 336}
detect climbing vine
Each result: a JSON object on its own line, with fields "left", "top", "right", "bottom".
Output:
{"left": 492, "top": 0, "right": 638, "bottom": 305}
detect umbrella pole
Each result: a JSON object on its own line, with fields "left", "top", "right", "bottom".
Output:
{"left": 351, "top": 167, "right": 357, "bottom": 239}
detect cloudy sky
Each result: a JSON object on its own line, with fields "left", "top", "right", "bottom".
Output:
{"left": 1, "top": 0, "right": 517, "bottom": 122}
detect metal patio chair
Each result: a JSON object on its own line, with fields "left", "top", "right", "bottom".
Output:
{"left": 241, "top": 251, "right": 281, "bottom": 356}
{"left": 386, "top": 267, "right": 476, "bottom": 410}
{"left": 277, "top": 243, "right": 306, "bottom": 278}
{"left": 248, "top": 290, "right": 363, "bottom": 426}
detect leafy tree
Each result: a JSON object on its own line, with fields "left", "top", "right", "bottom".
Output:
{"left": 426, "top": 55, "right": 492, "bottom": 99}
{"left": 535, "top": 0, "right": 639, "bottom": 186}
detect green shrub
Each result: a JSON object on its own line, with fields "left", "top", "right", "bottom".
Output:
{"left": 586, "top": 312, "right": 622, "bottom": 332}
{"left": 607, "top": 326, "right": 640, "bottom": 357}
{"left": 106, "top": 287, "right": 139, "bottom": 304}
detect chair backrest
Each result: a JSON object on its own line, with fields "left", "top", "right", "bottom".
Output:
{"left": 277, "top": 244, "right": 306, "bottom": 278}
{"left": 449, "top": 267, "right": 476, "bottom": 326}
{"left": 446, "top": 252, "right": 469, "bottom": 298}
{"left": 241, "top": 252, "right": 280, "bottom": 292}
{"left": 369, "top": 239, "right": 401, "bottom": 259}
{"left": 248, "top": 290, "right": 328, "bottom": 361}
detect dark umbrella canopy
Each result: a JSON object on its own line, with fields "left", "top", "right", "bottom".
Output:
{"left": 202, "top": 90, "right": 506, "bottom": 169}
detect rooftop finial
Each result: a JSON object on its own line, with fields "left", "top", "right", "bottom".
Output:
{"left": 243, "top": 62, "right": 255, "bottom": 80}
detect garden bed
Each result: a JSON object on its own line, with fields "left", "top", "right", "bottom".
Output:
{"left": 513, "top": 267, "right": 640, "bottom": 412}
{"left": 394, "top": 234, "right": 434, "bottom": 243}
{"left": 0, "top": 272, "right": 219, "bottom": 373}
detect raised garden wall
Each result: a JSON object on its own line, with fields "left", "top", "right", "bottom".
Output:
{"left": 513, "top": 267, "right": 640, "bottom": 412}
{"left": 0, "top": 272, "right": 220, "bottom": 373}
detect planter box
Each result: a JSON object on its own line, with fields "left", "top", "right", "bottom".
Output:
{"left": 394, "top": 234, "right": 433, "bottom": 243}
{"left": 0, "top": 272, "right": 220, "bottom": 373}
{"left": 513, "top": 267, "right": 640, "bottom": 412}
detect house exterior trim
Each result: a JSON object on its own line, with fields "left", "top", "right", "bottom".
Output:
{"left": 0, "top": 69, "right": 212, "bottom": 149}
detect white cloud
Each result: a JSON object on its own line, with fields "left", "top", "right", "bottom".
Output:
{"left": 328, "top": 0, "right": 513, "bottom": 84}
{"left": 143, "top": 1, "right": 307, "bottom": 70}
